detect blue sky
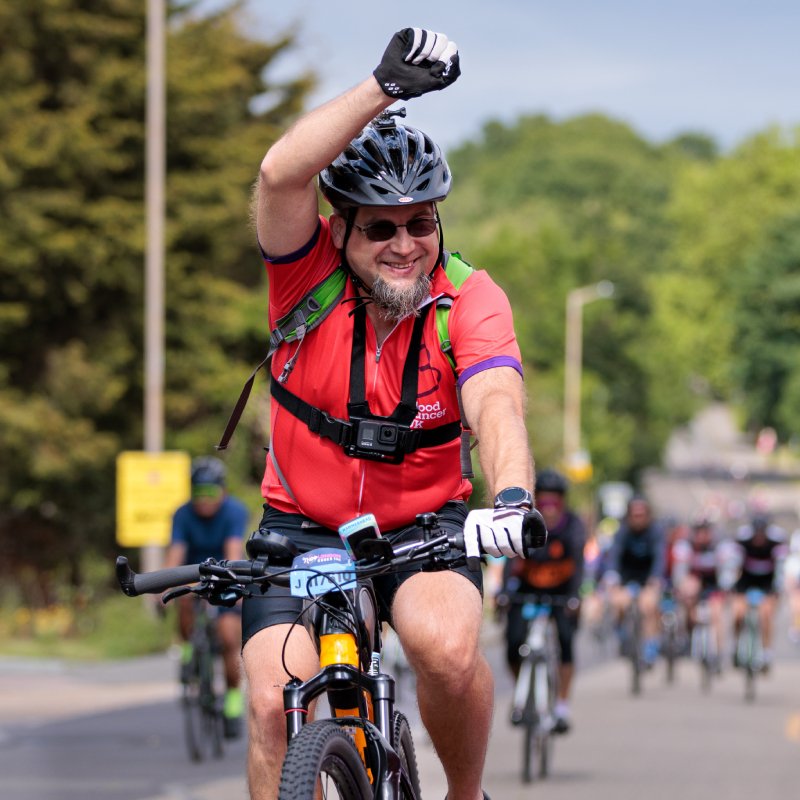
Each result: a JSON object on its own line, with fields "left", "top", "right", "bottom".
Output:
{"left": 199, "top": 1, "right": 799, "bottom": 151}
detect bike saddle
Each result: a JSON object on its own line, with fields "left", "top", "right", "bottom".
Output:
{"left": 246, "top": 529, "right": 299, "bottom": 564}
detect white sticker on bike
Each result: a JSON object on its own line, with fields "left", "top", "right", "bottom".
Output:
{"left": 289, "top": 548, "right": 357, "bottom": 598}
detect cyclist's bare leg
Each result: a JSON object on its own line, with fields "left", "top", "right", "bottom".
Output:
{"left": 392, "top": 570, "right": 488, "bottom": 800}
{"left": 557, "top": 663, "right": 574, "bottom": 701}
{"left": 243, "top": 623, "right": 319, "bottom": 800}
{"left": 731, "top": 593, "right": 747, "bottom": 637}
{"left": 760, "top": 595, "right": 776, "bottom": 650}
{"left": 639, "top": 584, "right": 661, "bottom": 640}
{"left": 609, "top": 584, "right": 631, "bottom": 623}
{"left": 177, "top": 595, "right": 195, "bottom": 641}
{"left": 217, "top": 612, "right": 242, "bottom": 689}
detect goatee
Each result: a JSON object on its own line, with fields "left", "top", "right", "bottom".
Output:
{"left": 371, "top": 272, "right": 432, "bottom": 321}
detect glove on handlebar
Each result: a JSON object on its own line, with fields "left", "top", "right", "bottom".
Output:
{"left": 374, "top": 28, "right": 460, "bottom": 100}
{"left": 463, "top": 506, "right": 527, "bottom": 561}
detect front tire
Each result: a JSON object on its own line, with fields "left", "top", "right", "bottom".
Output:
{"left": 278, "top": 720, "right": 372, "bottom": 800}
{"left": 393, "top": 711, "right": 421, "bottom": 799}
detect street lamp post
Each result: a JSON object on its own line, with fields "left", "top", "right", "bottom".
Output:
{"left": 143, "top": 0, "right": 166, "bottom": 574}
{"left": 563, "top": 281, "right": 614, "bottom": 474}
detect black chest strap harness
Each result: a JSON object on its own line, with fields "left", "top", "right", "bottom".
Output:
{"left": 270, "top": 302, "right": 460, "bottom": 464}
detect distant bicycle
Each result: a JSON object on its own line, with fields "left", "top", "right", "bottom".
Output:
{"left": 505, "top": 593, "right": 570, "bottom": 784}
{"left": 690, "top": 593, "right": 719, "bottom": 693}
{"left": 181, "top": 599, "right": 225, "bottom": 762}
{"left": 659, "top": 590, "right": 687, "bottom": 685}
{"left": 620, "top": 583, "right": 645, "bottom": 696}
{"left": 735, "top": 588, "right": 766, "bottom": 702}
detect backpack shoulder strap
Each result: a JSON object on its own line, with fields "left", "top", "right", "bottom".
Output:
{"left": 217, "top": 267, "right": 347, "bottom": 451}
{"left": 268, "top": 268, "right": 347, "bottom": 357}
{"left": 436, "top": 252, "right": 477, "bottom": 478}
{"left": 436, "top": 252, "right": 475, "bottom": 370}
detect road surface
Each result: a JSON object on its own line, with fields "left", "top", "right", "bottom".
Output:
{"left": 1, "top": 621, "right": 798, "bottom": 799}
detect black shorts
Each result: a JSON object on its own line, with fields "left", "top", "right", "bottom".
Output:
{"left": 241, "top": 501, "right": 482, "bottom": 648}
{"left": 734, "top": 574, "right": 775, "bottom": 595}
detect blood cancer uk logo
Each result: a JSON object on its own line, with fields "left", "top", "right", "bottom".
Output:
{"left": 413, "top": 342, "right": 448, "bottom": 428}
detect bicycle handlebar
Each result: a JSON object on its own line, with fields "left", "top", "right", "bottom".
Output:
{"left": 116, "top": 508, "right": 549, "bottom": 600}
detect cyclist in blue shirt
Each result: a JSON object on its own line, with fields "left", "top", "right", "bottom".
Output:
{"left": 166, "top": 456, "right": 250, "bottom": 738}
{"left": 604, "top": 496, "right": 666, "bottom": 667}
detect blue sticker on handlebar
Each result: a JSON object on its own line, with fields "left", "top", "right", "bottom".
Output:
{"left": 289, "top": 548, "right": 357, "bottom": 598}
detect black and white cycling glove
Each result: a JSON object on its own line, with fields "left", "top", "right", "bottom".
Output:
{"left": 373, "top": 28, "right": 460, "bottom": 100}
{"left": 463, "top": 507, "right": 527, "bottom": 560}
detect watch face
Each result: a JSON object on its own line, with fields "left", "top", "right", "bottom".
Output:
{"left": 497, "top": 487, "right": 531, "bottom": 506}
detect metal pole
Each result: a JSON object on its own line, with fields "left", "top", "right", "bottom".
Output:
{"left": 563, "top": 282, "right": 615, "bottom": 463}
{"left": 143, "top": 0, "right": 166, "bottom": 574}
{"left": 563, "top": 289, "right": 585, "bottom": 461}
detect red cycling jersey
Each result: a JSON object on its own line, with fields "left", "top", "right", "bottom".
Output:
{"left": 261, "top": 217, "right": 522, "bottom": 531}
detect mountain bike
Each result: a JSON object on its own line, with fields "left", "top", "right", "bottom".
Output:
{"left": 690, "top": 593, "right": 719, "bottom": 693}
{"left": 117, "top": 508, "right": 548, "bottom": 799}
{"left": 180, "top": 598, "right": 225, "bottom": 762}
{"left": 504, "top": 593, "right": 572, "bottom": 784}
{"left": 735, "top": 588, "right": 766, "bottom": 703}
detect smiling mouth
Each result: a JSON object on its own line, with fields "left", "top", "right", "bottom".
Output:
{"left": 382, "top": 259, "right": 418, "bottom": 274}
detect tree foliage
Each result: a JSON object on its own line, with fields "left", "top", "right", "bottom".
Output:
{"left": 0, "top": 0, "right": 312, "bottom": 598}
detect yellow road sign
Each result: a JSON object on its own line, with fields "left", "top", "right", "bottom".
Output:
{"left": 116, "top": 451, "right": 191, "bottom": 547}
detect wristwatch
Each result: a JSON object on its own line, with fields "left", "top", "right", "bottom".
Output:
{"left": 493, "top": 486, "right": 533, "bottom": 511}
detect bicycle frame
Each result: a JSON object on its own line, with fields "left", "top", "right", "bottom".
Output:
{"left": 690, "top": 596, "right": 717, "bottom": 692}
{"left": 279, "top": 551, "right": 417, "bottom": 799}
{"left": 512, "top": 601, "right": 555, "bottom": 724}
{"left": 737, "top": 588, "right": 765, "bottom": 702}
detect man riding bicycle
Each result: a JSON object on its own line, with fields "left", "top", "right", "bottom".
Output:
{"left": 166, "top": 456, "right": 249, "bottom": 738}
{"left": 731, "top": 513, "right": 788, "bottom": 672}
{"left": 494, "top": 469, "right": 585, "bottom": 734}
{"left": 241, "top": 28, "right": 538, "bottom": 800}
{"left": 603, "top": 496, "right": 666, "bottom": 668}
{"left": 671, "top": 517, "right": 726, "bottom": 671}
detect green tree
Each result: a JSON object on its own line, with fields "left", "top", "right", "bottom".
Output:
{"left": 0, "top": 0, "right": 311, "bottom": 601}
{"left": 732, "top": 213, "right": 800, "bottom": 437}
{"left": 443, "top": 113, "right": 682, "bottom": 480}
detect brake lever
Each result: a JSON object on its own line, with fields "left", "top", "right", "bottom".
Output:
{"left": 162, "top": 585, "right": 194, "bottom": 604}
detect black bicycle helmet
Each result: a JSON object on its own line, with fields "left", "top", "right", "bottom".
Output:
{"left": 191, "top": 456, "right": 226, "bottom": 487}
{"left": 319, "top": 110, "right": 452, "bottom": 210}
{"left": 535, "top": 468, "right": 569, "bottom": 495}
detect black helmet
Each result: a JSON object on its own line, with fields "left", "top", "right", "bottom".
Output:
{"left": 319, "top": 111, "right": 452, "bottom": 210}
{"left": 191, "top": 456, "right": 226, "bottom": 487}
{"left": 535, "top": 468, "right": 569, "bottom": 495}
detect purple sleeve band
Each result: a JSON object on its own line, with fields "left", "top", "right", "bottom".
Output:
{"left": 261, "top": 220, "right": 322, "bottom": 265}
{"left": 458, "top": 356, "right": 524, "bottom": 387}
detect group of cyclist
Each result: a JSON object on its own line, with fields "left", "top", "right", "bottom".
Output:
{"left": 489, "top": 474, "right": 796, "bottom": 741}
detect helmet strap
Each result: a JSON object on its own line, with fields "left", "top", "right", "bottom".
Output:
{"left": 340, "top": 209, "right": 372, "bottom": 296}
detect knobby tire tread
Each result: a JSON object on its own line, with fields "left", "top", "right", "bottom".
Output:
{"left": 278, "top": 720, "right": 372, "bottom": 800}
{"left": 392, "top": 711, "right": 421, "bottom": 799}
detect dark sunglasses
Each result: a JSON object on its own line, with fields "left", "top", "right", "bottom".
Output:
{"left": 352, "top": 216, "right": 439, "bottom": 242}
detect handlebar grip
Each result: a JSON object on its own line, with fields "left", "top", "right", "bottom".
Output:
{"left": 522, "top": 509, "right": 548, "bottom": 555}
{"left": 115, "top": 556, "right": 202, "bottom": 597}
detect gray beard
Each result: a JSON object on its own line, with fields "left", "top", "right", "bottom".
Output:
{"left": 371, "top": 272, "right": 432, "bottom": 321}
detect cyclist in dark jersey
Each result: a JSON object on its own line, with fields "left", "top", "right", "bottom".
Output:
{"left": 731, "top": 513, "right": 788, "bottom": 671}
{"left": 495, "top": 469, "right": 585, "bottom": 733}
{"left": 604, "top": 496, "right": 666, "bottom": 666}
{"left": 671, "top": 517, "right": 725, "bottom": 668}
{"left": 166, "top": 456, "right": 249, "bottom": 738}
